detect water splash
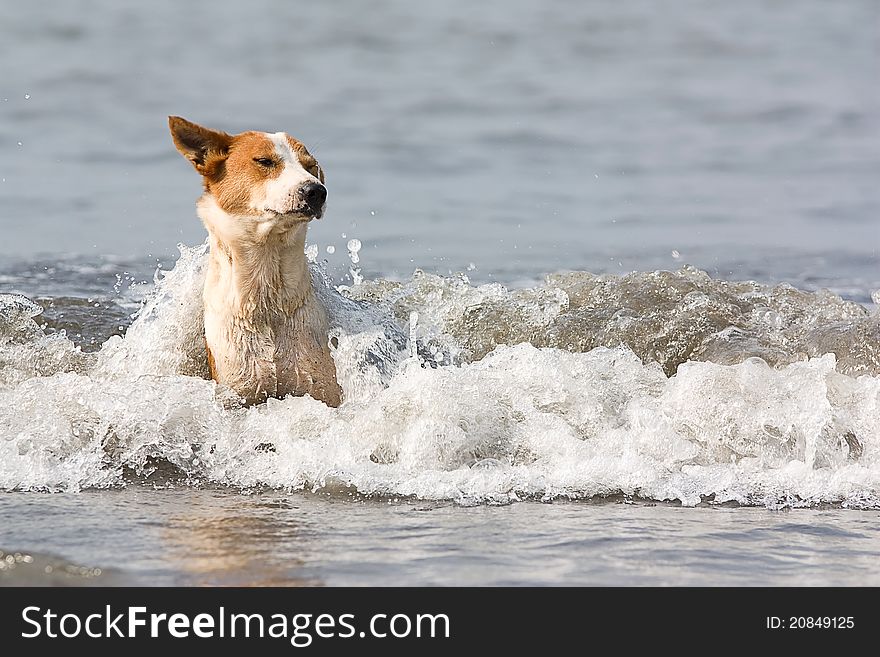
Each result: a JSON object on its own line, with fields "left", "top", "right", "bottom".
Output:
{"left": 347, "top": 238, "right": 363, "bottom": 285}
{"left": 1, "top": 245, "right": 878, "bottom": 507}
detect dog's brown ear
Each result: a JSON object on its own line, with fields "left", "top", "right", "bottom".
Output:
{"left": 168, "top": 116, "right": 232, "bottom": 175}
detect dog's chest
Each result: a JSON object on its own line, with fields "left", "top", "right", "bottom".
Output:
{"left": 204, "top": 296, "right": 333, "bottom": 404}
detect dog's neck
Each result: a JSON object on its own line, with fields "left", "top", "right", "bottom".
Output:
{"left": 197, "top": 195, "right": 313, "bottom": 319}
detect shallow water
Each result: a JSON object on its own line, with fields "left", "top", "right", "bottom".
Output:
{"left": 4, "top": 490, "right": 880, "bottom": 586}
{"left": 3, "top": 255, "right": 879, "bottom": 587}
{"left": 2, "top": 1, "right": 879, "bottom": 585}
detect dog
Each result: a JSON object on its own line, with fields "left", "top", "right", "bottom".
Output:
{"left": 168, "top": 116, "right": 342, "bottom": 407}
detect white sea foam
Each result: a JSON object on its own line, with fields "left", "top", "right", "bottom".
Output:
{"left": 0, "top": 244, "right": 878, "bottom": 507}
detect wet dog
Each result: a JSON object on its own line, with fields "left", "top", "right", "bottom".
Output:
{"left": 169, "top": 117, "right": 342, "bottom": 407}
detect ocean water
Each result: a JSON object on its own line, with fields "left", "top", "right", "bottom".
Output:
{"left": 1, "top": 0, "right": 879, "bottom": 586}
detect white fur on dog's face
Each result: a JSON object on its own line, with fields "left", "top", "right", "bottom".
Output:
{"left": 255, "top": 132, "right": 325, "bottom": 220}
{"left": 168, "top": 117, "right": 326, "bottom": 236}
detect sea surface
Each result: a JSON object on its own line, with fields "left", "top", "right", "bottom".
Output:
{"left": 1, "top": 0, "right": 879, "bottom": 586}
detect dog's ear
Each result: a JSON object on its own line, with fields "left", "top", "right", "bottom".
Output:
{"left": 168, "top": 116, "right": 232, "bottom": 175}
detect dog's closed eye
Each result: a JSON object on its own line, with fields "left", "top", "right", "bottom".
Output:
{"left": 253, "top": 157, "right": 277, "bottom": 168}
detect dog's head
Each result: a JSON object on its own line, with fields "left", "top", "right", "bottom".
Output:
{"left": 169, "top": 116, "right": 326, "bottom": 231}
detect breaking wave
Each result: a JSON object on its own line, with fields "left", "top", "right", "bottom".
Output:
{"left": 1, "top": 243, "right": 878, "bottom": 508}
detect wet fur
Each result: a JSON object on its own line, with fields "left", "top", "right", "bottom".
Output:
{"left": 169, "top": 116, "right": 341, "bottom": 407}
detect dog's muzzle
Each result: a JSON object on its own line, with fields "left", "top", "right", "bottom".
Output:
{"left": 300, "top": 182, "right": 327, "bottom": 216}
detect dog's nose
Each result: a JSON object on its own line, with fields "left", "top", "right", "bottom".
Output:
{"left": 301, "top": 182, "right": 327, "bottom": 213}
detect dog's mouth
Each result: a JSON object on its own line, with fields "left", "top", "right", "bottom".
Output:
{"left": 267, "top": 207, "right": 323, "bottom": 222}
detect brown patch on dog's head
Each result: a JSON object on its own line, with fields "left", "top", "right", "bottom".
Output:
{"left": 206, "top": 130, "right": 283, "bottom": 216}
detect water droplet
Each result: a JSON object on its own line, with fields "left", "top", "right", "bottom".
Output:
{"left": 370, "top": 210, "right": 376, "bottom": 216}
{"left": 24, "top": 94, "right": 30, "bottom": 100}
{"left": 326, "top": 245, "right": 335, "bottom": 254}
{"left": 304, "top": 244, "right": 318, "bottom": 261}
{"left": 871, "top": 290, "right": 880, "bottom": 306}
{"left": 17, "top": 142, "right": 22, "bottom": 147}
{"left": 466, "top": 262, "right": 476, "bottom": 271}
{"left": 341, "top": 232, "right": 346, "bottom": 238}
{"left": 671, "top": 250, "right": 681, "bottom": 259}
{"left": 346, "top": 238, "right": 361, "bottom": 252}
